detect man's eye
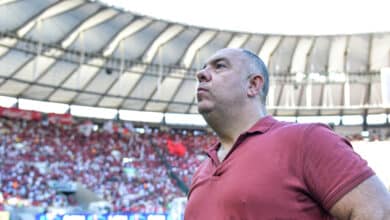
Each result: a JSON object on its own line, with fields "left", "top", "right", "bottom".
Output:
{"left": 216, "top": 63, "right": 225, "bottom": 69}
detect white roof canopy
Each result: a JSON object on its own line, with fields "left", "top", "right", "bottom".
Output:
{"left": 0, "top": 0, "right": 389, "bottom": 117}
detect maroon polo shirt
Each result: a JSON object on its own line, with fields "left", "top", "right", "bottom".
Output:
{"left": 184, "top": 116, "right": 374, "bottom": 220}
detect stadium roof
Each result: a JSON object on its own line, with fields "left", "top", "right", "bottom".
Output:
{"left": 101, "top": 0, "right": 390, "bottom": 35}
{"left": 0, "top": 0, "right": 389, "bottom": 117}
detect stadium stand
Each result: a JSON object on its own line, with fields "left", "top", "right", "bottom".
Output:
{"left": 0, "top": 115, "right": 216, "bottom": 213}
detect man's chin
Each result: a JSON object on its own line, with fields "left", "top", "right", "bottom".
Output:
{"left": 197, "top": 105, "right": 213, "bottom": 115}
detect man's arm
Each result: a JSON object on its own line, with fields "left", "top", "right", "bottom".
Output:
{"left": 330, "top": 175, "right": 390, "bottom": 219}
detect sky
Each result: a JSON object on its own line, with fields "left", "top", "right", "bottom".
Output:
{"left": 100, "top": 0, "right": 390, "bottom": 35}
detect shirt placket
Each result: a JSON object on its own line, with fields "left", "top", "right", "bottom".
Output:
{"left": 212, "top": 134, "right": 248, "bottom": 177}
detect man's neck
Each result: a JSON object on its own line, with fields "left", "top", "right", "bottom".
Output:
{"left": 204, "top": 105, "right": 266, "bottom": 151}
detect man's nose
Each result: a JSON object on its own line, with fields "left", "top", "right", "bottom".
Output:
{"left": 196, "top": 68, "right": 211, "bottom": 82}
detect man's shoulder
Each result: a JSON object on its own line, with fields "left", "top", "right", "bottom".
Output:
{"left": 265, "top": 120, "right": 338, "bottom": 149}
{"left": 271, "top": 119, "right": 332, "bottom": 135}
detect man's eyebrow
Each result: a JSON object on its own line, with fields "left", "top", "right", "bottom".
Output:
{"left": 202, "top": 57, "right": 230, "bottom": 69}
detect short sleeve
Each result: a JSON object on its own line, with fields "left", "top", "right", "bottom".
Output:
{"left": 301, "top": 124, "right": 375, "bottom": 211}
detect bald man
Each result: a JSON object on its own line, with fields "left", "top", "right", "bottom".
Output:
{"left": 184, "top": 48, "right": 390, "bottom": 219}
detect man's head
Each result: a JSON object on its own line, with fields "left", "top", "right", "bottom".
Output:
{"left": 195, "top": 48, "right": 269, "bottom": 115}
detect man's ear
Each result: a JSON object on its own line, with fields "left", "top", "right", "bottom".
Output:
{"left": 247, "top": 74, "right": 264, "bottom": 97}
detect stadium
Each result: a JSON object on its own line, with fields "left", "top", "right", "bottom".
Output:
{"left": 0, "top": 0, "right": 389, "bottom": 219}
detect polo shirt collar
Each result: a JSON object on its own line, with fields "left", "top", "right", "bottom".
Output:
{"left": 205, "top": 115, "right": 277, "bottom": 160}
{"left": 245, "top": 115, "right": 277, "bottom": 134}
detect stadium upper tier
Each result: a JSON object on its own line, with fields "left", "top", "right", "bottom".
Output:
{"left": 0, "top": 0, "right": 389, "bottom": 116}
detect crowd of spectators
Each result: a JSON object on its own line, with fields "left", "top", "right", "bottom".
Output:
{"left": 155, "top": 131, "right": 217, "bottom": 187}
{"left": 0, "top": 116, "right": 216, "bottom": 213}
{"left": 1, "top": 115, "right": 388, "bottom": 213}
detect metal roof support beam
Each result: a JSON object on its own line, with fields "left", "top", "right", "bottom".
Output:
{"left": 95, "top": 73, "right": 124, "bottom": 106}
{"left": 115, "top": 65, "right": 149, "bottom": 109}
{"left": 273, "top": 84, "right": 285, "bottom": 117}
{"left": 316, "top": 84, "right": 326, "bottom": 115}
{"left": 61, "top": 8, "right": 119, "bottom": 48}
{"left": 143, "top": 25, "right": 185, "bottom": 63}
{"left": 163, "top": 74, "right": 196, "bottom": 113}
{"left": 266, "top": 36, "right": 286, "bottom": 106}
{"left": 150, "top": 47, "right": 164, "bottom": 108}
{"left": 318, "top": 37, "right": 333, "bottom": 115}
{"left": 119, "top": 29, "right": 216, "bottom": 111}
{"left": 0, "top": 56, "right": 34, "bottom": 88}
{"left": 306, "top": 81, "right": 312, "bottom": 107}
{"left": 278, "top": 38, "right": 301, "bottom": 113}
{"left": 267, "top": 36, "right": 284, "bottom": 70}
{"left": 362, "top": 112, "right": 368, "bottom": 131}
{"left": 257, "top": 35, "right": 284, "bottom": 114}
{"left": 115, "top": 24, "right": 174, "bottom": 109}
{"left": 17, "top": 0, "right": 86, "bottom": 37}
{"left": 364, "top": 34, "right": 374, "bottom": 106}
{"left": 254, "top": 36, "right": 267, "bottom": 57}
{"left": 0, "top": 36, "right": 18, "bottom": 52}
{"left": 181, "top": 30, "right": 217, "bottom": 68}
{"left": 1, "top": 1, "right": 61, "bottom": 53}
{"left": 267, "top": 83, "right": 275, "bottom": 107}
{"left": 94, "top": 40, "right": 128, "bottom": 106}
{"left": 287, "top": 38, "right": 300, "bottom": 75}
{"left": 0, "top": 0, "right": 17, "bottom": 6}
{"left": 258, "top": 36, "right": 282, "bottom": 70}
{"left": 0, "top": 74, "right": 194, "bottom": 106}
{"left": 15, "top": 42, "right": 68, "bottom": 97}
{"left": 66, "top": 67, "right": 100, "bottom": 104}
{"left": 102, "top": 17, "right": 152, "bottom": 56}
{"left": 304, "top": 37, "right": 317, "bottom": 72}
{"left": 68, "top": 56, "right": 111, "bottom": 104}
{"left": 344, "top": 77, "right": 351, "bottom": 106}
{"left": 363, "top": 81, "right": 372, "bottom": 109}
{"left": 139, "top": 26, "right": 195, "bottom": 110}
{"left": 324, "top": 83, "right": 334, "bottom": 107}
{"left": 44, "top": 68, "right": 79, "bottom": 101}
{"left": 340, "top": 36, "right": 351, "bottom": 116}
{"left": 0, "top": 46, "right": 13, "bottom": 60}
{"left": 297, "top": 38, "right": 316, "bottom": 115}
{"left": 285, "top": 85, "right": 295, "bottom": 107}
{"left": 163, "top": 30, "right": 203, "bottom": 113}
{"left": 362, "top": 34, "right": 374, "bottom": 129}
{"left": 296, "top": 37, "right": 317, "bottom": 116}
{"left": 343, "top": 73, "right": 352, "bottom": 108}
{"left": 185, "top": 96, "right": 196, "bottom": 114}
{"left": 226, "top": 33, "right": 250, "bottom": 48}
{"left": 294, "top": 82, "right": 305, "bottom": 113}
{"left": 19, "top": 58, "right": 64, "bottom": 97}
